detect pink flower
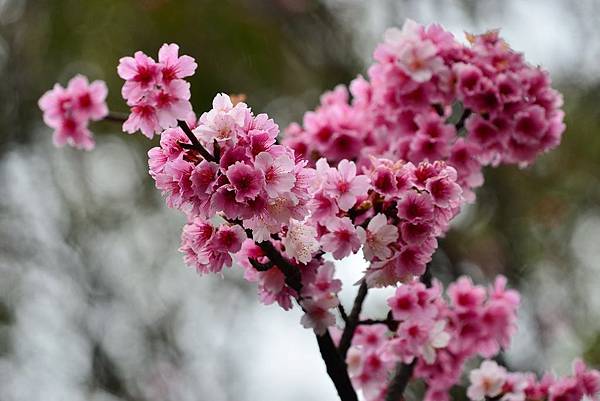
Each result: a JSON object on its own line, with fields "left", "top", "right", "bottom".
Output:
{"left": 66, "top": 75, "right": 108, "bottom": 121}
{"left": 448, "top": 276, "right": 486, "bottom": 311}
{"left": 38, "top": 75, "right": 108, "bottom": 150}
{"left": 320, "top": 217, "right": 361, "bottom": 260}
{"left": 254, "top": 152, "right": 296, "bottom": 198}
{"left": 209, "top": 225, "right": 246, "bottom": 254}
{"left": 52, "top": 117, "right": 95, "bottom": 150}
{"left": 225, "top": 162, "right": 265, "bottom": 202}
{"left": 158, "top": 43, "right": 197, "bottom": 84}
{"left": 356, "top": 213, "right": 399, "bottom": 261}
{"left": 152, "top": 80, "right": 193, "bottom": 128}
{"left": 388, "top": 284, "right": 420, "bottom": 321}
{"left": 323, "top": 159, "right": 370, "bottom": 211}
{"left": 122, "top": 101, "right": 161, "bottom": 138}
{"left": 300, "top": 296, "right": 339, "bottom": 335}
{"left": 467, "top": 360, "right": 507, "bottom": 401}
{"left": 118, "top": 44, "right": 196, "bottom": 138}
{"left": 118, "top": 51, "right": 160, "bottom": 102}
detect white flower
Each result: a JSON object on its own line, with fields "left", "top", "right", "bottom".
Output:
{"left": 467, "top": 360, "right": 507, "bottom": 401}
{"left": 420, "top": 320, "right": 451, "bottom": 364}
{"left": 283, "top": 219, "right": 319, "bottom": 264}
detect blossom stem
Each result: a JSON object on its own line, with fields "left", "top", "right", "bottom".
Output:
{"left": 176, "top": 120, "right": 217, "bottom": 162}
{"left": 338, "top": 280, "right": 369, "bottom": 359}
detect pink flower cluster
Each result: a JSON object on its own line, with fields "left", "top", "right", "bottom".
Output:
{"left": 361, "top": 159, "right": 462, "bottom": 286}
{"left": 118, "top": 44, "right": 197, "bottom": 138}
{"left": 38, "top": 74, "right": 108, "bottom": 150}
{"left": 347, "top": 276, "right": 520, "bottom": 401}
{"left": 148, "top": 93, "right": 315, "bottom": 273}
{"left": 467, "top": 359, "right": 600, "bottom": 401}
{"left": 236, "top": 239, "right": 341, "bottom": 334}
{"left": 284, "top": 20, "right": 565, "bottom": 202}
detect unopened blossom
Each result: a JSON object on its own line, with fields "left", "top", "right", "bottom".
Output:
{"left": 467, "top": 360, "right": 507, "bottom": 400}
{"left": 356, "top": 213, "right": 399, "bottom": 261}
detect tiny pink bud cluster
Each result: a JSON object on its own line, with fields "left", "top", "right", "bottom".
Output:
{"left": 117, "top": 44, "right": 197, "bottom": 138}
{"left": 347, "top": 276, "right": 520, "bottom": 401}
{"left": 38, "top": 74, "right": 108, "bottom": 150}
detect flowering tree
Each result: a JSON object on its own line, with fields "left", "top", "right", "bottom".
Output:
{"left": 38, "top": 20, "right": 599, "bottom": 401}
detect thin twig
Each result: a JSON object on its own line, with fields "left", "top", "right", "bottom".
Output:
{"left": 176, "top": 120, "right": 216, "bottom": 162}
{"left": 104, "top": 111, "right": 128, "bottom": 123}
{"left": 338, "top": 304, "right": 348, "bottom": 323}
{"left": 338, "top": 280, "right": 369, "bottom": 359}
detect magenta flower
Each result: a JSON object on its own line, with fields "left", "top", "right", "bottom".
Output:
{"left": 225, "top": 161, "right": 265, "bottom": 202}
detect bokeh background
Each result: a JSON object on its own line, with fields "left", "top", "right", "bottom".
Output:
{"left": 1, "top": 0, "right": 599, "bottom": 400}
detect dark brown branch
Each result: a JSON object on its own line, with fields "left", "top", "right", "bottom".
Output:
{"left": 338, "top": 304, "right": 348, "bottom": 323}
{"left": 248, "top": 258, "right": 274, "bottom": 272}
{"left": 228, "top": 221, "right": 358, "bottom": 401}
{"left": 338, "top": 280, "right": 368, "bottom": 359}
{"left": 255, "top": 240, "right": 303, "bottom": 293}
{"left": 176, "top": 120, "right": 216, "bottom": 162}
{"left": 385, "top": 360, "right": 416, "bottom": 401}
{"left": 359, "top": 311, "right": 398, "bottom": 331}
{"left": 316, "top": 332, "right": 359, "bottom": 401}
{"left": 455, "top": 108, "right": 472, "bottom": 132}
{"left": 104, "top": 111, "right": 128, "bottom": 123}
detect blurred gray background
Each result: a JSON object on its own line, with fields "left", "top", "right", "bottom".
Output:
{"left": 1, "top": 1, "right": 599, "bottom": 400}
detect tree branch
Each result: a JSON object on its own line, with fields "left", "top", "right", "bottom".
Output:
{"left": 385, "top": 360, "right": 416, "bottom": 401}
{"left": 176, "top": 120, "right": 216, "bottom": 162}
{"left": 316, "top": 331, "right": 359, "bottom": 401}
{"left": 338, "top": 280, "right": 369, "bottom": 359}
{"left": 104, "top": 111, "right": 128, "bottom": 123}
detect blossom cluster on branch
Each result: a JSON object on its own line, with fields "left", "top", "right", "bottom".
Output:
{"left": 283, "top": 20, "right": 564, "bottom": 202}
{"left": 38, "top": 18, "right": 598, "bottom": 401}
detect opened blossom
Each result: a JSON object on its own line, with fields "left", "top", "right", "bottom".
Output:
{"left": 41, "top": 20, "right": 588, "bottom": 401}
{"left": 39, "top": 74, "right": 108, "bottom": 150}
{"left": 118, "top": 43, "right": 197, "bottom": 138}
{"left": 356, "top": 214, "right": 398, "bottom": 261}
